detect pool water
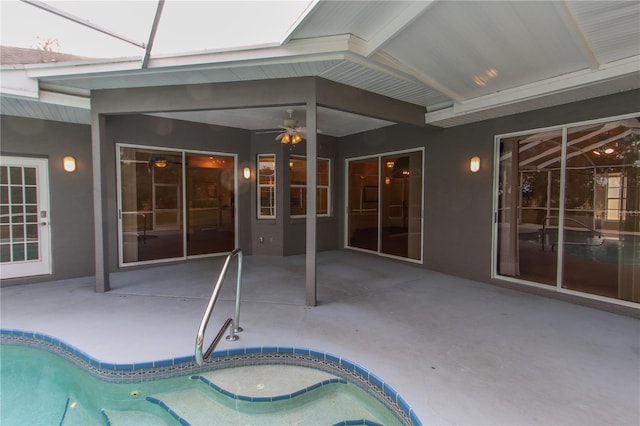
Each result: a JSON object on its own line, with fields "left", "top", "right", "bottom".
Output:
{"left": 0, "top": 345, "right": 404, "bottom": 425}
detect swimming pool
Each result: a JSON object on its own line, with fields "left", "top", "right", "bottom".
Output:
{"left": 1, "top": 329, "right": 421, "bottom": 425}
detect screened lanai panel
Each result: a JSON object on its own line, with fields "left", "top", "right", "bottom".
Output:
{"left": 2, "top": 1, "right": 314, "bottom": 59}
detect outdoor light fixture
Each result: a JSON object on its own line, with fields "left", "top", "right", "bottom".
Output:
{"left": 470, "top": 156, "right": 480, "bottom": 173}
{"left": 243, "top": 167, "right": 251, "bottom": 179}
{"left": 63, "top": 156, "right": 76, "bottom": 172}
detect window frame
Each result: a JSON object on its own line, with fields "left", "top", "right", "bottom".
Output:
{"left": 257, "top": 153, "right": 276, "bottom": 220}
{"left": 289, "top": 155, "right": 331, "bottom": 218}
{"left": 491, "top": 112, "right": 640, "bottom": 308}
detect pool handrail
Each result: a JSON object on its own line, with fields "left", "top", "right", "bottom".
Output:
{"left": 541, "top": 216, "right": 603, "bottom": 251}
{"left": 195, "top": 248, "right": 243, "bottom": 366}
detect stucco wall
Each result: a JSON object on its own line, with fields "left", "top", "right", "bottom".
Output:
{"left": 0, "top": 115, "right": 94, "bottom": 285}
{"left": 339, "top": 89, "right": 640, "bottom": 284}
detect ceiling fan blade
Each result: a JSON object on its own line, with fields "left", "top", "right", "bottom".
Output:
{"left": 296, "top": 127, "right": 307, "bottom": 138}
{"left": 275, "top": 133, "right": 285, "bottom": 141}
{"left": 256, "top": 129, "right": 282, "bottom": 134}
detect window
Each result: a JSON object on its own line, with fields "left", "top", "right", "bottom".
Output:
{"left": 289, "top": 156, "right": 330, "bottom": 217}
{"left": 605, "top": 173, "right": 625, "bottom": 221}
{"left": 257, "top": 154, "right": 276, "bottom": 219}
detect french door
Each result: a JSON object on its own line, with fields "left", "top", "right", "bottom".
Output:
{"left": 0, "top": 156, "right": 51, "bottom": 279}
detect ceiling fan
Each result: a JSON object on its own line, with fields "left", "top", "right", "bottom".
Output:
{"left": 258, "top": 109, "right": 307, "bottom": 144}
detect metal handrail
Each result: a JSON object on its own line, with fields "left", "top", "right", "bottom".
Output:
{"left": 541, "top": 216, "right": 603, "bottom": 251}
{"left": 195, "top": 248, "right": 243, "bottom": 366}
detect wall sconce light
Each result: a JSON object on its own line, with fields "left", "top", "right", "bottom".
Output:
{"left": 243, "top": 167, "right": 251, "bottom": 179}
{"left": 469, "top": 156, "right": 480, "bottom": 173}
{"left": 63, "top": 156, "right": 76, "bottom": 172}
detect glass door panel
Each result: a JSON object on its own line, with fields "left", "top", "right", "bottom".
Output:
{"left": 186, "top": 154, "right": 235, "bottom": 256}
{"left": 119, "top": 147, "right": 183, "bottom": 264}
{"left": 348, "top": 158, "right": 379, "bottom": 252}
{"left": 562, "top": 121, "right": 640, "bottom": 302}
{"left": 496, "top": 130, "right": 563, "bottom": 285}
{"left": 380, "top": 153, "right": 422, "bottom": 260}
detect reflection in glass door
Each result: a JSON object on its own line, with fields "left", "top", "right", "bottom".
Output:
{"left": 186, "top": 154, "right": 235, "bottom": 256}
{"left": 562, "top": 121, "right": 639, "bottom": 301}
{"left": 496, "top": 130, "right": 562, "bottom": 286}
{"left": 347, "top": 150, "right": 423, "bottom": 261}
{"left": 118, "top": 145, "right": 235, "bottom": 265}
{"left": 380, "top": 152, "right": 422, "bottom": 260}
{"left": 495, "top": 115, "right": 639, "bottom": 303}
{"left": 348, "top": 158, "right": 379, "bottom": 252}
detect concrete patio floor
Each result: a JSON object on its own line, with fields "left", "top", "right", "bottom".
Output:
{"left": 1, "top": 250, "right": 639, "bottom": 425}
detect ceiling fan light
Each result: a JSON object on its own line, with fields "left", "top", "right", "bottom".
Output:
{"left": 281, "top": 133, "right": 291, "bottom": 144}
{"left": 154, "top": 158, "right": 168, "bottom": 168}
{"left": 292, "top": 133, "right": 302, "bottom": 144}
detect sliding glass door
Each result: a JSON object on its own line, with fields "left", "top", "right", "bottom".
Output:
{"left": 118, "top": 145, "right": 235, "bottom": 265}
{"left": 347, "top": 150, "right": 423, "bottom": 261}
{"left": 495, "top": 115, "right": 639, "bottom": 303}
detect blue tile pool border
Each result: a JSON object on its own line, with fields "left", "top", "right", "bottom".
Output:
{"left": 1, "top": 328, "right": 421, "bottom": 426}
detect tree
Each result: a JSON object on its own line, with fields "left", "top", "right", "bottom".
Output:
{"left": 33, "top": 36, "right": 61, "bottom": 52}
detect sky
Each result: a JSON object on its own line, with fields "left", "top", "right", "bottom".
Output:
{"left": 0, "top": 0, "right": 315, "bottom": 59}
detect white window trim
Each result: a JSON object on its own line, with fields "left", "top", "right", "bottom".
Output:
{"left": 289, "top": 155, "right": 331, "bottom": 219}
{"left": 257, "top": 153, "right": 276, "bottom": 219}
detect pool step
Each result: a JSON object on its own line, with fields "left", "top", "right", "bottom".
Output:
{"left": 101, "top": 408, "right": 169, "bottom": 425}
{"left": 148, "top": 384, "right": 384, "bottom": 426}
{"left": 197, "top": 364, "right": 339, "bottom": 398}
{"left": 145, "top": 365, "right": 392, "bottom": 426}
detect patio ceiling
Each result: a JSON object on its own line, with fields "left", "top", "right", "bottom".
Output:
{"left": 1, "top": 1, "right": 639, "bottom": 134}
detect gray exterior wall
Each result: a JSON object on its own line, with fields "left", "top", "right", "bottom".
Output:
{"left": 2, "top": 84, "right": 638, "bottom": 301}
{"left": 250, "top": 132, "right": 340, "bottom": 256}
{"left": 339, "top": 89, "right": 640, "bottom": 286}
{"left": 0, "top": 115, "right": 94, "bottom": 285}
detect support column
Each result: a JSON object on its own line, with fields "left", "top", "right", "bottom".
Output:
{"left": 305, "top": 102, "right": 317, "bottom": 306}
{"left": 92, "top": 113, "right": 110, "bottom": 292}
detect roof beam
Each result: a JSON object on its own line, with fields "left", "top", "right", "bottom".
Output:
{"left": 21, "top": 0, "right": 146, "bottom": 49}
{"left": 555, "top": 1, "right": 601, "bottom": 69}
{"left": 425, "top": 56, "right": 640, "bottom": 126}
{"left": 141, "top": 0, "right": 165, "bottom": 69}
{"left": 365, "top": 0, "right": 437, "bottom": 57}
{"left": 371, "top": 50, "right": 463, "bottom": 102}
